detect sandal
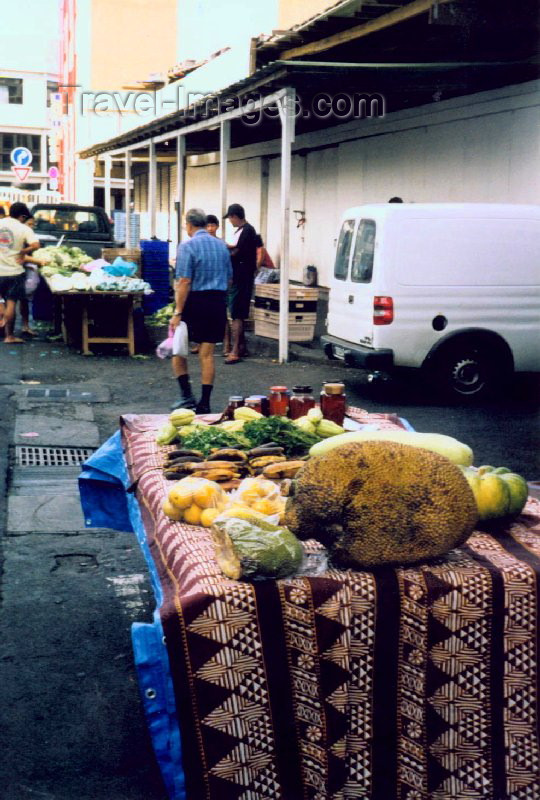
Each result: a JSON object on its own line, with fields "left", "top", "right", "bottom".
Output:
{"left": 224, "top": 355, "right": 241, "bottom": 364}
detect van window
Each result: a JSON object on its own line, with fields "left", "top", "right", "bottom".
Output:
{"left": 351, "top": 219, "right": 376, "bottom": 283}
{"left": 334, "top": 219, "right": 355, "bottom": 280}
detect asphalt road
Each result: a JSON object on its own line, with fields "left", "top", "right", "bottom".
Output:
{"left": 0, "top": 330, "right": 538, "bottom": 800}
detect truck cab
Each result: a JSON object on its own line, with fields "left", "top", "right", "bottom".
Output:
{"left": 30, "top": 203, "right": 118, "bottom": 259}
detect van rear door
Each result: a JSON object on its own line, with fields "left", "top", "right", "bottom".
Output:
{"left": 327, "top": 217, "right": 377, "bottom": 351}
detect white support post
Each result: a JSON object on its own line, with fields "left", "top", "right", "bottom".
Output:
{"left": 124, "top": 150, "right": 131, "bottom": 247}
{"left": 176, "top": 134, "right": 185, "bottom": 243}
{"left": 220, "top": 120, "right": 230, "bottom": 237}
{"left": 278, "top": 87, "right": 295, "bottom": 364}
{"left": 104, "top": 155, "right": 112, "bottom": 218}
{"left": 149, "top": 139, "right": 157, "bottom": 238}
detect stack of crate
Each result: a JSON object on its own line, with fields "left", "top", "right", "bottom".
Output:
{"left": 254, "top": 284, "right": 319, "bottom": 341}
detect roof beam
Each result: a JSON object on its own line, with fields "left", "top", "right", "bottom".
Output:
{"left": 280, "top": 0, "right": 457, "bottom": 59}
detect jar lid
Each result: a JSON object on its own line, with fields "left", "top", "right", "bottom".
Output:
{"left": 270, "top": 386, "right": 288, "bottom": 392}
{"left": 245, "top": 395, "right": 261, "bottom": 403}
{"left": 324, "top": 382, "right": 345, "bottom": 395}
{"left": 228, "top": 395, "right": 244, "bottom": 401}
{"left": 292, "top": 385, "right": 312, "bottom": 393}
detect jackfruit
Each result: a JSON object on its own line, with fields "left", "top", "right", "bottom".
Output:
{"left": 284, "top": 441, "right": 478, "bottom": 568}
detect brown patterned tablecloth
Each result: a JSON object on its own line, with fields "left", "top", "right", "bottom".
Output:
{"left": 121, "top": 412, "right": 540, "bottom": 800}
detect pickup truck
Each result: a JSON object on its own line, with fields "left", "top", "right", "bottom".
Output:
{"left": 30, "top": 203, "right": 119, "bottom": 259}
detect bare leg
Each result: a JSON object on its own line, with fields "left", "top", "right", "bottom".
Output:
{"left": 171, "top": 354, "right": 188, "bottom": 378}
{"left": 222, "top": 320, "right": 231, "bottom": 356}
{"left": 229, "top": 318, "right": 243, "bottom": 359}
{"left": 20, "top": 298, "right": 35, "bottom": 333}
{"left": 198, "top": 342, "right": 215, "bottom": 385}
{"left": 3, "top": 299, "right": 23, "bottom": 343}
{"left": 0, "top": 299, "right": 5, "bottom": 328}
{"left": 196, "top": 342, "right": 215, "bottom": 412}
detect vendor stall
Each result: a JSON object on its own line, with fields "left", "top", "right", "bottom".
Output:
{"left": 36, "top": 245, "right": 152, "bottom": 354}
{"left": 53, "top": 289, "right": 143, "bottom": 356}
{"left": 80, "top": 407, "right": 540, "bottom": 800}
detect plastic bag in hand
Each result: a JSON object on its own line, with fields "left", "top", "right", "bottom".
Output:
{"left": 172, "top": 321, "right": 189, "bottom": 357}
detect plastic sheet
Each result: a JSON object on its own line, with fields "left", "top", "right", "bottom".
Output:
{"left": 78, "top": 432, "right": 186, "bottom": 799}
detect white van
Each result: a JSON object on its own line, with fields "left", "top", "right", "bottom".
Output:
{"left": 322, "top": 203, "right": 540, "bottom": 399}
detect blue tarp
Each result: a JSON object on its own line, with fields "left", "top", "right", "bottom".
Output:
{"left": 78, "top": 431, "right": 185, "bottom": 800}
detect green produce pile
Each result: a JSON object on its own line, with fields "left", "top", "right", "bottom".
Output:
{"left": 243, "top": 416, "right": 321, "bottom": 456}
{"left": 35, "top": 245, "right": 92, "bottom": 275}
{"left": 146, "top": 303, "right": 174, "bottom": 326}
{"left": 177, "top": 426, "right": 250, "bottom": 456}
{"left": 176, "top": 416, "right": 321, "bottom": 457}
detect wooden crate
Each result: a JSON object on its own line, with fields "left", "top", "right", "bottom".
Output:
{"left": 253, "top": 308, "right": 316, "bottom": 342}
{"left": 254, "top": 284, "right": 319, "bottom": 302}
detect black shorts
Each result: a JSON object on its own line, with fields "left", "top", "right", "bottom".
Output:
{"left": 182, "top": 290, "right": 227, "bottom": 344}
{"left": 228, "top": 277, "right": 254, "bottom": 320}
{"left": 0, "top": 273, "right": 26, "bottom": 302}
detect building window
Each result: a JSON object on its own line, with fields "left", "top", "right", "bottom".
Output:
{"left": 0, "top": 77, "right": 23, "bottom": 104}
{"left": 47, "top": 81, "right": 59, "bottom": 106}
{"left": 0, "top": 133, "right": 41, "bottom": 172}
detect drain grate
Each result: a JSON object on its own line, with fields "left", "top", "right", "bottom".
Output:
{"left": 15, "top": 445, "right": 95, "bottom": 467}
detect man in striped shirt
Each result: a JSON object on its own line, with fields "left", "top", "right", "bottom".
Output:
{"left": 170, "top": 208, "right": 232, "bottom": 413}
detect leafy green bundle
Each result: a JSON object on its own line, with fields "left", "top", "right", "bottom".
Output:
{"left": 178, "top": 427, "right": 249, "bottom": 456}
{"left": 243, "top": 416, "right": 320, "bottom": 456}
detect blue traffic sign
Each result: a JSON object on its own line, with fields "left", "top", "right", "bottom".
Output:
{"left": 10, "top": 147, "right": 33, "bottom": 167}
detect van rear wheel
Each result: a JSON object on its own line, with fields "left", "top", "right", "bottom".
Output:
{"left": 431, "top": 339, "right": 510, "bottom": 401}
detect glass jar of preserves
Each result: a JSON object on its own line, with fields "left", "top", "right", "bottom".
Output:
{"left": 320, "top": 382, "right": 347, "bottom": 426}
{"left": 244, "top": 395, "right": 263, "bottom": 414}
{"left": 251, "top": 394, "right": 270, "bottom": 416}
{"left": 226, "top": 395, "right": 244, "bottom": 420}
{"left": 289, "top": 385, "right": 315, "bottom": 419}
{"left": 268, "top": 385, "right": 289, "bottom": 416}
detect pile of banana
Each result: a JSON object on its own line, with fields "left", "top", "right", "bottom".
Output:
{"left": 247, "top": 444, "right": 306, "bottom": 480}
{"left": 163, "top": 443, "right": 306, "bottom": 488}
{"left": 163, "top": 448, "right": 248, "bottom": 489}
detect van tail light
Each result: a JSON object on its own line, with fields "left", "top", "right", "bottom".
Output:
{"left": 373, "top": 296, "right": 393, "bottom": 325}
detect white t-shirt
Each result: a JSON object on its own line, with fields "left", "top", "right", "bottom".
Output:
{"left": 0, "top": 217, "right": 39, "bottom": 277}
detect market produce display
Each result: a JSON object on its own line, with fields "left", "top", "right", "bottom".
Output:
{"left": 154, "top": 398, "right": 531, "bottom": 580}
{"left": 36, "top": 246, "right": 152, "bottom": 293}
{"left": 35, "top": 245, "right": 92, "bottom": 271}
{"left": 284, "top": 440, "right": 479, "bottom": 568}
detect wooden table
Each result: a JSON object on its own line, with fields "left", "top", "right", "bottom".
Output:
{"left": 50, "top": 290, "right": 143, "bottom": 355}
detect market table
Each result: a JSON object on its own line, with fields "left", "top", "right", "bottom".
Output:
{"left": 49, "top": 289, "right": 144, "bottom": 355}
{"left": 81, "top": 411, "right": 540, "bottom": 800}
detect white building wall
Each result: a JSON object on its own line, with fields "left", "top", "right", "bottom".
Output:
{"left": 262, "top": 81, "right": 540, "bottom": 286}
{"left": 183, "top": 157, "right": 262, "bottom": 242}
{"left": 134, "top": 80, "right": 540, "bottom": 279}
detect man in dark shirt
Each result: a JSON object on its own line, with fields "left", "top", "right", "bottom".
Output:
{"left": 170, "top": 208, "right": 232, "bottom": 412}
{"left": 223, "top": 203, "right": 257, "bottom": 364}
